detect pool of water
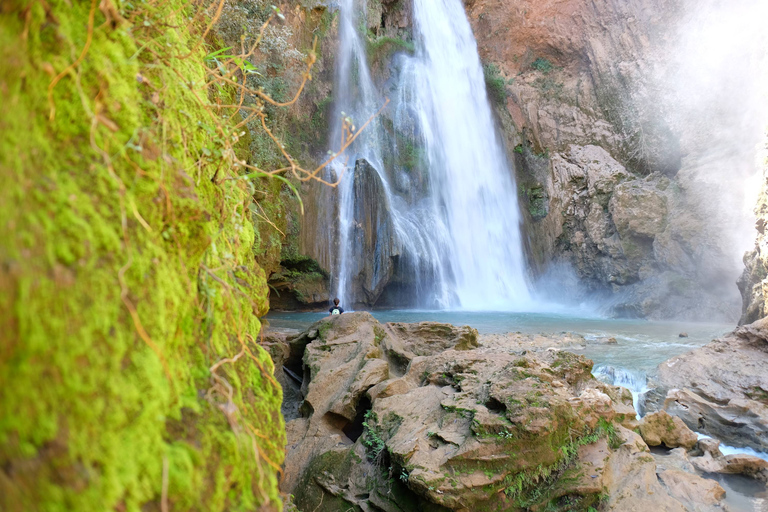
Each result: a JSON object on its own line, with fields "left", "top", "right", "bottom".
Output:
{"left": 264, "top": 309, "right": 732, "bottom": 373}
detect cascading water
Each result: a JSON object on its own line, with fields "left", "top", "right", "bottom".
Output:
{"left": 409, "top": 0, "right": 531, "bottom": 309}
{"left": 592, "top": 365, "right": 649, "bottom": 418}
{"left": 330, "top": 0, "right": 449, "bottom": 307}
{"left": 329, "top": 0, "right": 382, "bottom": 305}
{"left": 331, "top": 0, "right": 532, "bottom": 309}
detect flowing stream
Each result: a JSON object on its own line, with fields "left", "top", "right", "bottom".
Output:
{"left": 330, "top": 0, "right": 531, "bottom": 309}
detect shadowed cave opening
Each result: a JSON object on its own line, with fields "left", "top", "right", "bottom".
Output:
{"left": 342, "top": 395, "right": 372, "bottom": 442}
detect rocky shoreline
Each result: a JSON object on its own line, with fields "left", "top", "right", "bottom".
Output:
{"left": 264, "top": 312, "right": 768, "bottom": 511}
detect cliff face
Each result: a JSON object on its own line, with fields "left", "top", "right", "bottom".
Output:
{"left": 739, "top": 141, "right": 768, "bottom": 324}
{"left": 268, "top": 0, "right": 757, "bottom": 320}
{"left": 465, "top": 0, "right": 752, "bottom": 320}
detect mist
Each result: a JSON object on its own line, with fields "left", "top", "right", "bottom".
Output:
{"left": 660, "top": 0, "right": 768, "bottom": 264}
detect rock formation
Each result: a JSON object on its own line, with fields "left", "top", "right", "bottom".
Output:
{"left": 346, "top": 159, "right": 400, "bottom": 305}
{"left": 739, "top": 137, "right": 768, "bottom": 324}
{"left": 647, "top": 319, "right": 768, "bottom": 453}
{"left": 464, "top": 0, "right": 751, "bottom": 321}
{"left": 270, "top": 312, "right": 732, "bottom": 511}
{"left": 638, "top": 411, "right": 698, "bottom": 450}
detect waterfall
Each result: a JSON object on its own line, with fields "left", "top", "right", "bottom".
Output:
{"left": 410, "top": 0, "right": 531, "bottom": 309}
{"left": 330, "top": 0, "right": 449, "bottom": 308}
{"left": 329, "top": 0, "right": 382, "bottom": 306}
{"left": 330, "top": 0, "right": 532, "bottom": 310}
{"left": 593, "top": 364, "right": 649, "bottom": 418}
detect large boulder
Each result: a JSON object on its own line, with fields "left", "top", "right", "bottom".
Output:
{"left": 272, "top": 313, "right": 728, "bottom": 511}
{"left": 348, "top": 159, "right": 400, "bottom": 306}
{"left": 638, "top": 411, "right": 697, "bottom": 450}
{"left": 651, "top": 322, "right": 768, "bottom": 452}
{"left": 609, "top": 180, "right": 668, "bottom": 239}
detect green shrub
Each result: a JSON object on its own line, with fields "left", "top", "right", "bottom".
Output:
{"left": 483, "top": 63, "right": 509, "bottom": 104}
{"left": 531, "top": 57, "right": 554, "bottom": 73}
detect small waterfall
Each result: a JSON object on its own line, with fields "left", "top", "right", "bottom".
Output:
{"left": 593, "top": 364, "right": 649, "bottom": 418}
{"left": 330, "top": 0, "right": 532, "bottom": 309}
{"left": 330, "top": 0, "right": 382, "bottom": 305}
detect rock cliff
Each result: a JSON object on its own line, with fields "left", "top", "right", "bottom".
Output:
{"left": 267, "top": 0, "right": 758, "bottom": 320}
{"left": 739, "top": 138, "right": 768, "bottom": 324}
{"left": 465, "top": 0, "right": 753, "bottom": 320}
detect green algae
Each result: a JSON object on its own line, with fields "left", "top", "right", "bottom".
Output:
{"left": 0, "top": 1, "right": 285, "bottom": 510}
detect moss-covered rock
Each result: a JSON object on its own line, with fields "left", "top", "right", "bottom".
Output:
{"left": 277, "top": 313, "right": 648, "bottom": 511}
{"left": 0, "top": 1, "right": 284, "bottom": 510}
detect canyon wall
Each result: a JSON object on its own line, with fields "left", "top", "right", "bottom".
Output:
{"left": 739, "top": 139, "right": 768, "bottom": 324}
{"left": 464, "top": 0, "right": 758, "bottom": 320}
{"left": 265, "top": 0, "right": 761, "bottom": 321}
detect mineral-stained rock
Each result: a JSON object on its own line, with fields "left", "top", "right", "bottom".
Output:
{"left": 638, "top": 410, "right": 698, "bottom": 450}
{"left": 348, "top": 158, "right": 400, "bottom": 306}
{"left": 273, "top": 312, "right": 727, "bottom": 511}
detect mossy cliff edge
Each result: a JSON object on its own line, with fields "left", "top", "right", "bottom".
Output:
{"left": 0, "top": 1, "right": 285, "bottom": 510}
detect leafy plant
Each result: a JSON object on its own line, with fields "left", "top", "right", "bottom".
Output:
{"left": 362, "top": 410, "right": 387, "bottom": 462}
{"left": 531, "top": 57, "right": 553, "bottom": 73}
{"left": 483, "top": 63, "right": 510, "bottom": 104}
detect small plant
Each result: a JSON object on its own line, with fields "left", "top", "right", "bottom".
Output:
{"left": 399, "top": 468, "right": 409, "bottom": 482}
{"left": 531, "top": 57, "right": 553, "bottom": 73}
{"left": 362, "top": 410, "right": 387, "bottom": 462}
{"left": 483, "top": 63, "right": 510, "bottom": 104}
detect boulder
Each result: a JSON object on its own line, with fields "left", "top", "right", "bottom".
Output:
{"left": 639, "top": 410, "right": 698, "bottom": 450}
{"left": 610, "top": 180, "right": 668, "bottom": 239}
{"left": 600, "top": 427, "right": 706, "bottom": 512}
{"left": 657, "top": 470, "right": 726, "bottom": 506}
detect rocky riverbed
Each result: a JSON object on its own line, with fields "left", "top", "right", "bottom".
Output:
{"left": 264, "top": 312, "right": 768, "bottom": 511}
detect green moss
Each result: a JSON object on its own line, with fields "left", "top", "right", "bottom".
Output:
{"left": 523, "top": 186, "right": 549, "bottom": 220}
{"left": 483, "top": 63, "right": 510, "bottom": 104}
{"left": 501, "top": 421, "right": 616, "bottom": 510}
{"left": 366, "top": 34, "right": 415, "bottom": 62}
{"left": 0, "top": 1, "right": 284, "bottom": 510}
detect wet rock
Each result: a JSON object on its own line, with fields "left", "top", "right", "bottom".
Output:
{"left": 653, "top": 325, "right": 768, "bottom": 452}
{"left": 657, "top": 469, "right": 726, "bottom": 506}
{"left": 639, "top": 410, "right": 698, "bottom": 450}
{"left": 348, "top": 159, "right": 399, "bottom": 306}
{"left": 610, "top": 180, "right": 668, "bottom": 239}
{"left": 678, "top": 332, "right": 688, "bottom": 338}
{"left": 600, "top": 427, "right": 706, "bottom": 512}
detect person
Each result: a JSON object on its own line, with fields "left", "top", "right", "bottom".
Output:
{"left": 328, "top": 298, "right": 344, "bottom": 316}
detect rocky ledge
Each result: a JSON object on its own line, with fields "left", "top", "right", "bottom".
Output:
{"left": 646, "top": 318, "right": 768, "bottom": 454}
{"left": 264, "top": 312, "right": 751, "bottom": 511}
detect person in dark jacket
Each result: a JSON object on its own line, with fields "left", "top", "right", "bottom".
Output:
{"left": 329, "top": 298, "right": 344, "bottom": 316}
